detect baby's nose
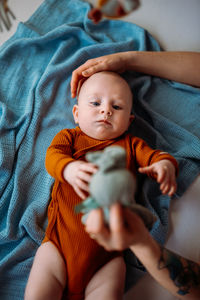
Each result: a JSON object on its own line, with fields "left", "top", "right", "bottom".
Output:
{"left": 100, "top": 106, "right": 112, "bottom": 115}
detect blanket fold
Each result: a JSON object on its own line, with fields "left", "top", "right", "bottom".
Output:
{"left": 0, "top": 0, "right": 200, "bottom": 298}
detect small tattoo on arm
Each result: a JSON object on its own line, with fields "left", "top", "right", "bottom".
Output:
{"left": 158, "top": 247, "right": 200, "bottom": 295}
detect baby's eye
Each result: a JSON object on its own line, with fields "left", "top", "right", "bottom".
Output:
{"left": 113, "top": 105, "right": 122, "bottom": 110}
{"left": 91, "top": 101, "right": 100, "bottom": 106}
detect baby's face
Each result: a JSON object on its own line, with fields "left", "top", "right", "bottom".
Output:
{"left": 73, "top": 72, "right": 133, "bottom": 140}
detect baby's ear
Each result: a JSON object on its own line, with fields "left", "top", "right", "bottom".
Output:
{"left": 129, "top": 114, "right": 135, "bottom": 125}
{"left": 72, "top": 104, "right": 79, "bottom": 123}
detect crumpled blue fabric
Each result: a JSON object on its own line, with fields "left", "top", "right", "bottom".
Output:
{"left": 0, "top": 0, "right": 200, "bottom": 298}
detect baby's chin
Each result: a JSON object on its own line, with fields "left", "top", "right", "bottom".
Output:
{"left": 83, "top": 127, "right": 123, "bottom": 141}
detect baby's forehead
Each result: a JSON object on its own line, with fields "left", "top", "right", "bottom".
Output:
{"left": 85, "top": 71, "right": 124, "bottom": 84}
{"left": 80, "top": 71, "right": 131, "bottom": 93}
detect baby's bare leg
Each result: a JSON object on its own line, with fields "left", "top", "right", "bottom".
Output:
{"left": 25, "top": 241, "right": 67, "bottom": 300}
{"left": 85, "top": 256, "right": 126, "bottom": 300}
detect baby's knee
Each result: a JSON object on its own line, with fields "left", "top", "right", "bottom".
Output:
{"left": 85, "top": 256, "right": 125, "bottom": 300}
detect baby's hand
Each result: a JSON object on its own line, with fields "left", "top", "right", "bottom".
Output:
{"left": 63, "top": 161, "right": 98, "bottom": 199}
{"left": 138, "top": 160, "right": 177, "bottom": 196}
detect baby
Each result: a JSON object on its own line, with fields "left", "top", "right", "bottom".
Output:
{"left": 25, "top": 71, "right": 178, "bottom": 300}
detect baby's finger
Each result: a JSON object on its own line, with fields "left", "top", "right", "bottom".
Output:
{"left": 157, "top": 167, "right": 166, "bottom": 183}
{"left": 160, "top": 175, "right": 170, "bottom": 193}
{"left": 77, "top": 171, "right": 92, "bottom": 183}
{"left": 74, "top": 185, "right": 87, "bottom": 200}
{"left": 160, "top": 175, "right": 170, "bottom": 188}
{"left": 80, "top": 163, "right": 98, "bottom": 174}
{"left": 138, "top": 166, "right": 151, "bottom": 174}
{"left": 168, "top": 182, "right": 177, "bottom": 196}
{"left": 161, "top": 183, "right": 171, "bottom": 195}
{"left": 76, "top": 178, "right": 90, "bottom": 193}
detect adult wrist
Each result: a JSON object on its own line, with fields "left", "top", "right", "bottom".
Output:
{"left": 123, "top": 51, "right": 138, "bottom": 70}
{"left": 130, "top": 233, "right": 160, "bottom": 264}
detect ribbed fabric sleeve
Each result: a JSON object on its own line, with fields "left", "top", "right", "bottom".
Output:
{"left": 131, "top": 136, "right": 178, "bottom": 177}
{"left": 45, "top": 129, "right": 76, "bottom": 183}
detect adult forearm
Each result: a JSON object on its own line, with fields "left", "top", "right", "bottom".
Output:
{"left": 130, "top": 236, "right": 200, "bottom": 299}
{"left": 125, "top": 51, "right": 200, "bottom": 87}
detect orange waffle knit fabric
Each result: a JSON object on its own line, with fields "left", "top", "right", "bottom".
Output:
{"left": 43, "top": 126, "right": 178, "bottom": 299}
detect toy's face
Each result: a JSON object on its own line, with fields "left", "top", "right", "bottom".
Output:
{"left": 88, "top": 0, "right": 140, "bottom": 23}
{"left": 99, "top": 0, "right": 139, "bottom": 17}
{"left": 73, "top": 71, "right": 134, "bottom": 140}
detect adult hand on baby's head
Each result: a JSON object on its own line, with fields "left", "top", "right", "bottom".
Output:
{"left": 63, "top": 161, "right": 98, "bottom": 199}
{"left": 70, "top": 52, "right": 130, "bottom": 98}
{"left": 138, "top": 159, "right": 177, "bottom": 197}
{"left": 85, "top": 203, "right": 149, "bottom": 251}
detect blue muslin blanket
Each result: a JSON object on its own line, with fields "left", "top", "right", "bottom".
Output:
{"left": 0, "top": 0, "right": 200, "bottom": 298}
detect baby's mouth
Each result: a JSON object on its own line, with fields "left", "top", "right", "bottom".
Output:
{"left": 98, "top": 119, "right": 111, "bottom": 125}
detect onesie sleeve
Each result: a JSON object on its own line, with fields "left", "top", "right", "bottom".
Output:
{"left": 45, "top": 129, "right": 76, "bottom": 182}
{"left": 132, "top": 137, "right": 179, "bottom": 176}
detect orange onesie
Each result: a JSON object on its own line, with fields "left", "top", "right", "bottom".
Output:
{"left": 43, "top": 126, "right": 178, "bottom": 299}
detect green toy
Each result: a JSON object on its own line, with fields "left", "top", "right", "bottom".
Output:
{"left": 76, "top": 145, "right": 156, "bottom": 229}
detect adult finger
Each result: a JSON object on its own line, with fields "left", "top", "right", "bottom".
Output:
{"left": 71, "top": 61, "right": 99, "bottom": 97}
{"left": 109, "top": 203, "right": 125, "bottom": 233}
{"left": 71, "top": 71, "right": 83, "bottom": 98}
{"left": 71, "top": 65, "right": 89, "bottom": 98}
{"left": 81, "top": 60, "right": 107, "bottom": 76}
{"left": 85, "top": 208, "right": 105, "bottom": 234}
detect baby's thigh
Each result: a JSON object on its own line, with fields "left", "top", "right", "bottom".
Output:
{"left": 36, "top": 242, "right": 66, "bottom": 284}
{"left": 25, "top": 241, "right": 67, "bottom": 299}
{"left": 85, "top": 256, "right": 126, "bottom": 300}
